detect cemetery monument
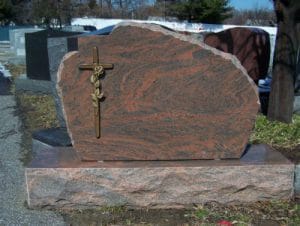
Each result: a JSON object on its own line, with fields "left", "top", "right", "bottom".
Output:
{"left": 25, "top": 23, "right": 294, "bottom": 209}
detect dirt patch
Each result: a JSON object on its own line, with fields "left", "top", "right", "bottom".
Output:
{"left": 62, "top": 208, "right": 193, "bottom": 226}
{"left": 60, "top": 201, "right": 300, "bottom": 225}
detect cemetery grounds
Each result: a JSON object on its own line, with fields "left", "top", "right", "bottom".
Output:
{"left": 3, "top": 59, "right": 300, "bottom": 225}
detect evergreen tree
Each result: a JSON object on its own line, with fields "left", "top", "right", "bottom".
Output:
{"left": 31, "top": 0, "right": 74, "bottom": 28}
{"left": 0, "top": 0, "right": 13, "bottom": 25}
{"left": 169, "top": 0, "right": 232, "bottom": 23}
{"left": 32, "top": 0, "right": 59, "bottom": 27}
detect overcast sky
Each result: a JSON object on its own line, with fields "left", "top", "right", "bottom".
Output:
{"left": 230, "top": 0, "right": 274, "bottom": 10}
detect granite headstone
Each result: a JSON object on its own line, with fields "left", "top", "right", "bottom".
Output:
{"left": 26, "top": 23, "right": 293, "bottom": 210}
{"left": 57, "top": 23, "right": 259, "bottom": 161}
{"left": 25, "top": 30, "right": 82, "bottom": 81}
{"left": 204, "top": 27, "right": 271, "bottom": 84}
{"left": 9, "top": 28, "right": 43, "bottom": 56}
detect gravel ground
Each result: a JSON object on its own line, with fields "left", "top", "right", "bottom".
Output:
{"left": 0, "top": 95, "right": 66, "bottom": 226}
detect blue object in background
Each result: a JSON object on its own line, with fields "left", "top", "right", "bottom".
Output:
{"left": 258, "top": 75, "right": 272, "bottom": 93}
{"left": 0, "top": 71, "right": 11, "bottom": 95}
{"left": 258, "top": 74, "right": 272, "bottom": 115}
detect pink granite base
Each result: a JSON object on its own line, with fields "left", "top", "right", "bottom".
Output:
{"left": 25, "top": 145, "right": 294, "bottom": 209}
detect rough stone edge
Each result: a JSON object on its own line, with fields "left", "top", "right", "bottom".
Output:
{"left": 113, "top": 22, "right": 259, "bottom": 102}
{"left": 25, "top": 146, "right": 295, "bottom": 209}
{"left": 57, "top": 51, "right": 78, "bottom": 146}
{"left": 26, "top": 164, "right": 294, "bottom": 210}
{"left": 56, "top": 23, "right": 261, "bottom": 149}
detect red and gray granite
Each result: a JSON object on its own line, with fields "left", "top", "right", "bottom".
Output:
{"left": 25, "top": 144, "right": 294, "bottom": 209}
{"left": 25, "top": 24, "right": 294, "bottom": 210}
{"left": 57, "top": 23, "right": 259, "bottom": 161}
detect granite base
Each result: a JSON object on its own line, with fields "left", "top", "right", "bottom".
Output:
{"left": 32, "top": 127, "right": 72, "bottom": 156}
{"left": 25, "top": 145, "right": 294, "bottom": 209}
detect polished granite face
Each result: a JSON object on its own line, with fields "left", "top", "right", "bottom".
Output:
{"left": 57, "top": 23, "right": 259, "bottom": 161}
{"left": 29, "top": 144, "right": 291, "bottom": 168}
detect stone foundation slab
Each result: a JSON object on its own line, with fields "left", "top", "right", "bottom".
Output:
{"left": 25, "top": 145, "right": 294, "bottom": 209}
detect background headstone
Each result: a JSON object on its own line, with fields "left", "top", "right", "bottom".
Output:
{"left": 25, "top": 30, "right": 82, "bottom": 81}
{"left": 9, "top": 28, "right": 43, "bottom": 56}
{"left": 58, "top": 23, "right": 259, "bottom": 161}
{"left": 204, "top": 27, "right": 271, "bottom": 84}
{"left": 48, "top": 36, "right": 80, "bottom": 127}
{"left": 0, "top": 26, "right": 11, "bottom": 41}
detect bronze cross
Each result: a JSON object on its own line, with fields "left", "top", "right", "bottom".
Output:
{"left": 79, "top": 46, "right": 113, "bottom": 138}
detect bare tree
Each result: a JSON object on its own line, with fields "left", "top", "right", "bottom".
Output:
{"left": 267, "top": 0, "right": 300, "bottom": 123}
{"left": 224, "top": 7, "right": 275, "bottom": 26}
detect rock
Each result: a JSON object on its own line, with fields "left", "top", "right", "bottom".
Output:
{"left": 26, "top": 145, "right": 294, "bottom": 209}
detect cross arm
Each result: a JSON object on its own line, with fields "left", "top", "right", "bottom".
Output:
{"left": 79, "top": 63, "right": 114, "bottom": 70}
{"left": 78, "top": 64, "right": 94, "bottom": 70}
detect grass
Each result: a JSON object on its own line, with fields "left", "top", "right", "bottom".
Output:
{"left": 5, "top": 63, "right": 26, "bottom": 93}
{"left": 6, "top": 63, "right": 60, "bottom": 130}
{"left": 191, "top": 201, "right": 300, "bottom": 226}
{"left": 5, "top": 63, "right": 26, "bottom": 78}
{"left": 17, "top": 93, "right": 59, "bottom": 130}
{"left": 250, "top": 114, "right": 300, "bottom": 149}
{"left": 193, "top": 205, "right": 251, "bottom": 225}
{"left": 60, "top": 201, "right": 300, "bottom": 225}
